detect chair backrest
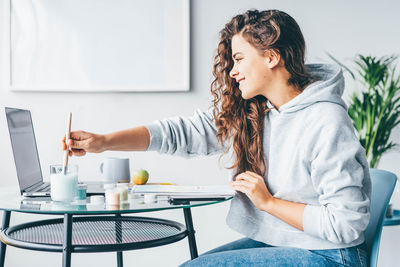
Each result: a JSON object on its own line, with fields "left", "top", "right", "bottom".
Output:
{"left": 365, "top": 169, "right": 397, "bottom": 267}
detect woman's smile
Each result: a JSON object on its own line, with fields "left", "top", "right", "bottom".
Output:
{"left": 237, "top": 77, "right": 245, "bottom": 83}
{"left": 238, "top": 77, "right": 245, "bottom": 89}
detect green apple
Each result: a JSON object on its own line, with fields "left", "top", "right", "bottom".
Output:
{"left": 131, "top": 169, "right": 149, "bottom": 185}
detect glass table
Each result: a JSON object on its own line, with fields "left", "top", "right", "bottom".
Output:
{"left": 0, "top": 186, "right": 232, "bottom": 267}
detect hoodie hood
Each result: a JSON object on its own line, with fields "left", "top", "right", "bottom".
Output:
{"left": 268, "top": 64, "right": 346, "bottom": 114}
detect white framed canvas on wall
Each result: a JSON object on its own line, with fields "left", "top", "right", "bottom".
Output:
{"left": 8, "top": 0, "right": 190, "bottom": 92}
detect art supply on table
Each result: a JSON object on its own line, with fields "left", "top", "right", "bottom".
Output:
{"left": 116, "top": 184, "right": 129, "bottom": 201}
{"left": 144, "top": 194, "right": 157, "bottom": 204}
{"left": 76, "top": 184, "right": 87, "bottom": 200}
{"left": 50, "top": 164, "right": 78, "bottom": 202}
{"left": 90, "top": 195, "right": 104, "bottom": 205}
{"left": 105, "top": 189, "right": 120, "bottom": 205}
{"left": 62, "top": 112, "right": 72, "bottom": 175}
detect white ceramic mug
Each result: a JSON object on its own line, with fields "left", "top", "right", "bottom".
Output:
{"left": 100, "top": 158, "right": 130, "bottom": 183}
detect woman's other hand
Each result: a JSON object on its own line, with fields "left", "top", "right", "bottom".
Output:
{"left": 231, "top": 171, "right": 275, "bottom": 212}
{"left": 62, "top": 131, "right": 106, "bottom": 156}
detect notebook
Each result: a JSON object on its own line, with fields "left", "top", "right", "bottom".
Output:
{"left": 5, "top": 107, "right": 105, "bottom": 197}
{"left": 132, "top": 184, "right": 236, "bottom": 199}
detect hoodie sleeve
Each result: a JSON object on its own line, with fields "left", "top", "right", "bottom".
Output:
{"left": 145, "top": 109, "right": 223, "bottom": 157}
{"left": 302, "top": 107, "right": 371, "bottom": 244}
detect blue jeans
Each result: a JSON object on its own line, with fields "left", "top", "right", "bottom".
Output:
{"left": 180, "top": 238, "right": 367, "bottom": 267}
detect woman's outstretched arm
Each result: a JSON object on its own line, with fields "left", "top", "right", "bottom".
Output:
{"left": 62, "top": 126, "right": 150, "bottom": 156}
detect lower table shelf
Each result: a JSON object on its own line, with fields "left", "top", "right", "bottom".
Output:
{"left": 1, "top": 216, "right": 188, "bottom": 253}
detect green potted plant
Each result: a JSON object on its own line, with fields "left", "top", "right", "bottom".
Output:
{"left": 330, "top": 54, "right": 400, "bottom": 217}
{"left": 330, "top": 54, "right": 400, "bottom": 168}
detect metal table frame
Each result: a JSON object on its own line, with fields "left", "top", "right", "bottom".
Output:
{"left": 0, "top": 208, "right": 198, "bottom": 267}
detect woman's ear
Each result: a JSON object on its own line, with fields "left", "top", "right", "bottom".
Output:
{"left": 264, "top": 49, "right": 281, "bottom": 69}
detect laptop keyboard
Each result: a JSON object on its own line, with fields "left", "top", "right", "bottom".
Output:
{"left": 37, "top": 183, "right": 50, "bottom": 192}
{"left": 29, "top": 183, "right": 50, "bottom": 192}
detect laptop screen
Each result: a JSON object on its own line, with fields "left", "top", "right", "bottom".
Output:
{"left": 5, "top": 107, "right": 43, "bottom": 191}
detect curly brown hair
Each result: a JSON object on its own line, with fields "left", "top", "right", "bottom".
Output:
{"left": 211, "top": 9, "right": 313, "bottom": 177}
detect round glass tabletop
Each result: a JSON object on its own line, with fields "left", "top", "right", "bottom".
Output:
{"left": 0, "top": 186, "right": 233, "bottom": 215}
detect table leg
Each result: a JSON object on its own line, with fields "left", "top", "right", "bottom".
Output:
{"left": 0, "top": 211, "right": 11, "bottom": 267}
{"left": 183, "top": 208, "right": 198, "bottom": 259}
{"left": 117, "top": 251, "right": 123, "bottom": 267}
{"left": 115, "top": 214, "right": 123, "bottom": 267}
{"left": 62, "top": 214, "right": 73, "bottom": 267}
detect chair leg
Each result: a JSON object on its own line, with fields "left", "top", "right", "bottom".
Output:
{"left": 0, "top": 211, "right": 11, "bottom": 267}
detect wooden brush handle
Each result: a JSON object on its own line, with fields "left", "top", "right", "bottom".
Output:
{"left": 63, "top": 112, "right": 72, "bottom": 173}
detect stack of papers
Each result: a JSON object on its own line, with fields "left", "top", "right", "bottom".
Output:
{"left": 132, "top": 185, "right": 235, "bottom": 198}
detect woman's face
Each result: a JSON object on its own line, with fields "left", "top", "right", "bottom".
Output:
{"left": 229, "top": 34, "right": 271, "bottom": 99}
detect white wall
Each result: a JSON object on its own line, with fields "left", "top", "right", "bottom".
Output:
{"left": 1, "top": 0, "right": 400, "bottom": 266}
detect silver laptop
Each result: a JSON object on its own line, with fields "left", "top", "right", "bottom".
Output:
{"left": 5, "top": 107, "right": 105, "bottom": 197}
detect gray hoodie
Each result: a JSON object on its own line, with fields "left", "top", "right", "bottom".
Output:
{"left": 146, "top": 64, "right": 371, "bottom": 250}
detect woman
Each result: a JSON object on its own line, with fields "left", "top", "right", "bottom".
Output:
{"left": 63, "top": 9, "right": 370, "bottom": 266}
